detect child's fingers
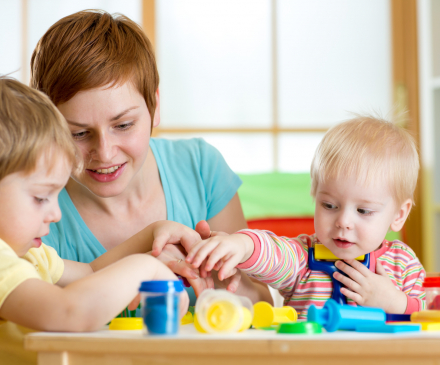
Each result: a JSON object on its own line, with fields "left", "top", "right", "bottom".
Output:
{"left": 179, "top": 231, "right": 203, "bottom": 253}
{"left": 189, "top": 240, "right": 221, "bottom": 268}
{"left": 375, "top": 261, "right": 389, "bottom": 279}
{"left": 335, "top": 260, "right": 365, "bottom": 284}
{"left": 344, "top": 259, "right": 371, "bottom": 277}
{"left": 213, "top": 260, "right": 223, "bottom": 271}
{"left": 340, "top": 287, "right": 363, "bottom": 305}
{"left": 203, "top": 246, "right": 230, "bottom": 271}
{"left": 333, "top": 271, "right": 362, "bottom": 294}
{"left": 185, "top": 240, "right": 209, "bottom": 263}
{"left": 226, "top": 270, "right": 241, "bottom": 293}
{"left": 217, "top": 257, "right": 240, "bottom": 281}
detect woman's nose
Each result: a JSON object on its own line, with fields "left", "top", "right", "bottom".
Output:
{"left": 90, "top": 133, "right": 117, "bottom": 163}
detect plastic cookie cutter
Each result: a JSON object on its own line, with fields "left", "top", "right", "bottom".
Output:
{"left": 252, "top": 301, "right": 297, "bottom": 328}
{"left": 194, "top": 289, "right": 253, "bottom": 334}
{"left": 308, "top": 243, "right": 370, "bottom": 305}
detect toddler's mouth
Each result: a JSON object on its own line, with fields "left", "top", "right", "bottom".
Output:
{"left": 333, "top": 238, "right": 355, "bottom": 249}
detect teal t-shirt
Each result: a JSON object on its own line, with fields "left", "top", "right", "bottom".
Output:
{"left": 43, "top": 138, "right": 242, "bottom": 303}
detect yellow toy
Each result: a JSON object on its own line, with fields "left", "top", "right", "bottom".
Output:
{"left": 109, "top": 318, "right": 143, "bottom": 330}
{"left": 411, "top": 310, "right": 440, "bottom": 323}
{"left": 181, "top": 311, "right": 194, "bottom": 325}
{"left": 194, "top": 289, "right": 253, "bottom": 334}
{"left": 252, "top": 302, "right": 297, "bottom": 328}
{"left": 314, "top": 244, "right": 365, "bottom": 261}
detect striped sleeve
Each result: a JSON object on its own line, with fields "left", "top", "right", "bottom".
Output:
{"left": 236, "top": 229, "right": 308, "bottom": 298}
{"left": 378, "top": 241, "right": 426, "bottom": 313}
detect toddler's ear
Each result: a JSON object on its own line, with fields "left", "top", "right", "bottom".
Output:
{"left": 390, "top": 199, "right": 412, "bottom": 232}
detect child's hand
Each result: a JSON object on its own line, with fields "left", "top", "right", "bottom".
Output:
{"left": 150, "top": 221, "right": 202, "bottom": 257}
{"left": 153, "top": 244, "right": 214, "bottom": 297}
{"left": 333, "top": 259, "right": 408, "bottom": 313}
{"left": 185, "top": 234, "right": 254, "bottom": 281}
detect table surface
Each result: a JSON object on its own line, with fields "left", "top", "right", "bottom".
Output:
{"left": 25, "top": 324, "right": 440, "bottom": 365}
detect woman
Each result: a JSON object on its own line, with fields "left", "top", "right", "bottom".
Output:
{"left": 30, "top": 10, "right": 272, "bottom": 304}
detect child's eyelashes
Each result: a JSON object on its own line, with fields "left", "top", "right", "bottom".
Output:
{"left": 34, "top": 197, "right": 47, "bottom": 204}
{"left": 357, "top": 208, "right": 374, "bottom": 216}
{"left": 321, "top": 202, "right": 337, "bottom": 210}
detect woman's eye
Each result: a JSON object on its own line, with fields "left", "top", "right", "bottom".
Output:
{"left": 72, "top": 131, "right": 88, "bottom": 140}
{"left": 115, "top": 122, "right": 134, "bottom": 130}
{"left": 358, "top": 208, "right": 373, "bottom": 215}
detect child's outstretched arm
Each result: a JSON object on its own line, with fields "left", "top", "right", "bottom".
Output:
{"left": 56, "top": 220, "right": 202, "bottom": 287}
{"left": 0, "top": 255, "right": 188, "bottom": 332}
{"left": 186, "top": 233, "right": 255, "bottom": 281}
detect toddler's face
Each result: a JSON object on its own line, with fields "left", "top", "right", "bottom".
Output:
{"left": 0, "top": 152, "right": 71, "bottom": 256}
{"left": 314, "top": 174, "right": 406, "bottom": 260}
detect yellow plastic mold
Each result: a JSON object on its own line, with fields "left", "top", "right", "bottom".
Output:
{"left": 314, "top": 244, "right": 365, "bottom": 261}
{"left": 109, "top": 317, "right": 143, "bottom": 330}
{"left": 252, "top": 302, "right": 297, "bottom": 328}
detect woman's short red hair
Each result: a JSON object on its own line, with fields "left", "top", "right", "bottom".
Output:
{"left": 30, "top": 10, "right": 159, "bottom": 121}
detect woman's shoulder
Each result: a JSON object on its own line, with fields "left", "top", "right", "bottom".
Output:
{"left": 151, "top": 137, "right": 232, "bottom": 178}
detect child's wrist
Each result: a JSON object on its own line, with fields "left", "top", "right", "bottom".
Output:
{"left": 239, "top": 235, "right": 255, "bottom": 263}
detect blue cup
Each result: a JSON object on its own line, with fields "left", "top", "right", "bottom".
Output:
{"left": 139, "top": 280, "right": 184, "bottom": 335}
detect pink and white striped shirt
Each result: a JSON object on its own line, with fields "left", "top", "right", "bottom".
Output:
{"left": 237, "top": 230, "right": 426, "bottom": 319}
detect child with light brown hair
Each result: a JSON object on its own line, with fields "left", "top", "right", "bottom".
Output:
{"left": 0, "top": 77, "right": 207, "bottom": 365}
{"left": 181, "top": 115, "right": 426, "bottom": 319}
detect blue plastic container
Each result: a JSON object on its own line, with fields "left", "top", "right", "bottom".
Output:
{"left": 139, "top": 280, "right": 184, "bottom": 335}
{"left": 307, "top": 299, "right": 386, "bottom": 332}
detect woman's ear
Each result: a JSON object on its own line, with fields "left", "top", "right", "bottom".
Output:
{"left": 152, "top": 88, "right": 160, "bottom": 129}
{"left": 390, "top": 198, "right": 412, "bottom": 232}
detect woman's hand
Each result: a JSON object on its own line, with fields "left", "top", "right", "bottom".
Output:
{"left": 150, "top": 221, "right": 202, "bottom": 257}
{"left": 152, "top": 244, "right": 214, "bottom": 297}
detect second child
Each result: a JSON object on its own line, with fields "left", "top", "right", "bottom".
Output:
{"left": 184, "top": 115, "right": 426, "bottom": 318}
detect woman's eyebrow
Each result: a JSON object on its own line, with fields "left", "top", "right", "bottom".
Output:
{"left": 110, "top": 106, "right": 139, "bottom": 121}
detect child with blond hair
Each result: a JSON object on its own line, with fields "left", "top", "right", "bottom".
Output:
{"left": 0, "top": 77, "right": 208, "bottom": 365}
{"left": 183, "top": 115, "right": 426, "bottom": 318}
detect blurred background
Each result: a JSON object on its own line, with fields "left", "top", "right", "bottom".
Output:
{"left": 0, "top": 0, "right": 437, "bottom": 272}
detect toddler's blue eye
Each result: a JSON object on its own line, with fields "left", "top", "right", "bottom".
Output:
{"left": 34, "top": 197, "right": 44, "bottom": 204}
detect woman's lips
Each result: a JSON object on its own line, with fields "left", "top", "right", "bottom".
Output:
{"left": 86, "top": 163, "right": 126, "bottom": 183}
{"left": 333, "top": 239, "right": 355, "bottom": 249}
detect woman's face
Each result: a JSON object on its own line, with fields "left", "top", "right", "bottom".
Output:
{"left": 57, "top": 83, "right": 159, "bottom": 198}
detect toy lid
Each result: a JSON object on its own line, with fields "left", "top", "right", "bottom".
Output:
{"left": 423, "top": 277, "right": 440, "bottom": 288}
{"left": 139, "top": 280, "right": 184, "bottom": 293}
{"left": 109, "top": 318, "right": 143, "bottom": 330}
